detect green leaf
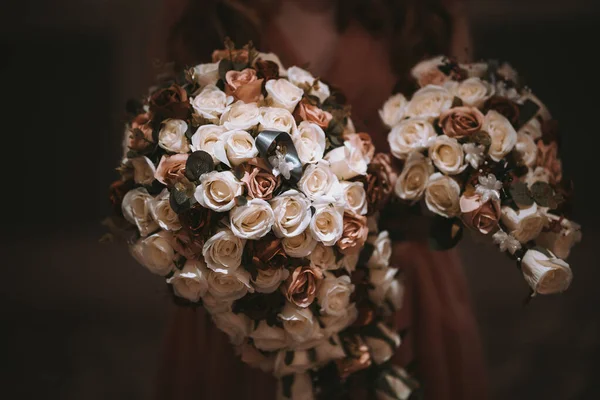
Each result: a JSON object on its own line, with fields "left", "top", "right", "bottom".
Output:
{"left": 169, "top": 187, "right": 192, "bottom": 214}
{"left": 235, "top": 195, "right": 248, "bottom": 207}
{"left": 510, "top": 182, "right": 534, "bottom": 207}
{"left": 530, "top": 181, "right": 554, "bottom": 207}
{"left": 185, "top": 150, "right": 214, "bottom": 181}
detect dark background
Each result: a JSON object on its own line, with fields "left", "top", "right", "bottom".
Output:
{"left": 1, "top": 0, "right": 599, "bottom": 398}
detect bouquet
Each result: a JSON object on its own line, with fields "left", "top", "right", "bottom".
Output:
{"left": 380, "top": 56, "right": 581, "bottom": 296}
{"left": 107, "top": 42, "right": 416, "bottom": 400}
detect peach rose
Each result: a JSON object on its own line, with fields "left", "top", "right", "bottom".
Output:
{"left": 336, "top": 212, "right": 369, "bottom": 255}
{"left": 240, "top": 159, "right": 281, "bottom": 200}
{"left": 536, "top": 141, "right": 563, "bottom": 184}
{"left": 345, "top": 133, "right": 375, "bottom": 163}
{"left": 439, "top": 106, "right": 485, "bottom": 138}
{"left": 225, "top": 68, "right": 264, "bottom": 103}
{"left": 294, "top": 100, "right": 333, "bottom": 129}
{"left": 154, "top": 154, "right": 188, "bottom": 186}
{"left": 459, "top": 193, "right": 501, "bottom": 235}
{"left": 284, "top": 265, "right": 323, "bottom": 308}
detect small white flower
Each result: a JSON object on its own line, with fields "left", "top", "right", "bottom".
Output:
{"left": 463, "top": 143, "right": 485, "bottom": 169}
{"left": 492, "top": 229, "right": 522, "bottom": 255}
{"left": 475, "top": 174, "right": 502, "bottom": 203}
{"left": 269, "top": 147, "right": 294, "bottom": 179}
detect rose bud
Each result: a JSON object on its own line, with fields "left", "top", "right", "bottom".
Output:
{"left": 148, "top": 84, "right": 191, "bottom": 121}
{"left": 459, "top": 193, "right": 501, "bottom": 235}
{"left": 225, "top": 68, "right": 264, "bottom": 103}
{"left": 439, "top": 106, "right": 485, "bottom": 139}
{"left": 536, "top": 214, "right": 582, "bottom": 260}
{"left": 284, "top": 265, "right": 324, "bottom": 308}
{"left": 521, "top": 247, "right": 572, "bottom": 295}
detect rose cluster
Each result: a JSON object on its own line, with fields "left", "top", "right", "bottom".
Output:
{"left": 380, "top": 56, "right": 581, "bottom": 296}
{"left": 110, "top": 44, "right": 408, "bottom": 400}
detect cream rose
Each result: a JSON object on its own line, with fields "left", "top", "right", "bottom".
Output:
{"left": 388, "top": 118, "right": 436, "bottom": 159}
{"left": 191, "top": 84, "right": 231, "bottom": 122}
{"left": 276, "top": 373, "right": 315, "bottom": 400}
{"left": 219, "top": 101, "right": 261, "bottom": 131}
{"left": 518, "top": 118, "right": 543, "bottom": 140}
{"left": 259, "top": 107, "right": 297, "bottom": 133}
{"left": 536, "top": 214, "right": 582, "bottom": 259}
{"left": 150, "top": 189, "right": 182, "bottom": 231}
{"left": 455, "top": 77, "right": 494, "bottom": 107}
{"left": 212, "top": 311, "right": 251, "bottom": 346}
{"left": 376, "top": 366, "right": 413, "bottom": 400}
{"left": 282, "top": 230, "right": 317, "bottom": 258}
{"left": 252, "top": 267, "right": 290, "bottom": 294}
{"left": 190, "top": 124, "right": 227, "bottom": 162}
{"left": 379, "top": 93, "right": 408, "bottom": 128}
{"left": 425, "top": 173, "right": 461, "bottom": 218}
{"left": 515, "top": 131, "right": 538, "bottom": 168}
{"left": 202, "top": 292, "right": 233, "bottom": 314}
{"left": 317, "top": 273, "right": 354, "bottom": 317}
{"left": 310, "top": 202, "right": 345, "bottom": 246}
{"left": 395, "top": 152, "right": 434, "bottom": 201}
{"left": 158, "top": 119, "right": 190, "bottom": 153}
{"left": 214, "top": 130, "right": 259, "bottom": 167}
{"left": 364, "top": 323, "right": 401, "bottom": 365}
{"left": 192, "top": 62, "right": 220, "bottom": 87}
{"left": 131, "top": 231, "right": 176, "bottom": 276}
{"left": 521, "top": 248, "right": 572, "bottom": 295}
{"left": 293, "top": 121, "right": 327, "bottom": 165}
{"left": 121, "top": 187, "right": 159, "bottom": 237}
{"left": 501, "top": 204, "right": 548, "bottom": 243}
{"left": 270, "top": 189, "right": 312, "bottom": 238}
{"left": 230, "top": 198, "right": 275, "bottom": 240}
{"left": 310, "top": 243, "right": 340, "bottom": 270}
{"left": 128, "top": 156, "right": 156, "bottom": 185}
{"left": 298, "top": 161, "right": 343, "bottom": 202}
{"left": 369, "top": 267, "right": 403, "bottom": 310}
{"left": 250, "top": 320, "right": 288, "bottom": 351}
{"left": 320, "top": 303, "right": 358, "bottom": 337}
{"left": 206, "top": 268, "right": 253, "bottom": 301}
{"left": 279, "top": 303, "right": 323, "bottom": 349}
{"left": 265, "top": 78, "right": 304, "bottom": 112}
{"left": 367, "top": 231, "right": 392, "bottom": 269}
{"left": 405, "top": 85, "right": 453, "bottom": 120}
{"left": 166, "top": 259, "right": 208, "bottom": 302}
{"left": 429, "top": 135, "right": 467, "bottom": 175}
{"left": 238, "top": 343, "right": 275, "bottom": 373}
{"left": 484, "top": 110, "right": 518, "bottom": 162}
{"left": 202, "top": 228, "right": 245, "bottom": 273}
{"left": 410, "top": 56, "right": 446, "bottom": 85}
{"left": 194, "top": 171, "right": 243, "bottom": 212}
{"left": 287, "top": 66, "right": 330, "bottom": 104}
{"left": 315, "top": 335, "right": 346, "bottom": 364}
{"left": 324, "top": 140, "right": 368, "bottom": 180}
{"left": 341, "top": 181, "right": 368, "bottom": 215}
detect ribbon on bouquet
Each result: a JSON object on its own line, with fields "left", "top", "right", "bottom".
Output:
{"left": 255, "top": 130, "right": 303, "bottom": 183}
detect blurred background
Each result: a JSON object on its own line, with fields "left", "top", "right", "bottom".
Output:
{"left": 1, "top": 0, "right": 599, "bottom": 398}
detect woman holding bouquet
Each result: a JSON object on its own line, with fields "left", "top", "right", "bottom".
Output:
{"left": 153, "top": 0, "right": 487, "bottom": 399}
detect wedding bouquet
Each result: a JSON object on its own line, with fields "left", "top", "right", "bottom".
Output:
{"left": 107, "top": 42, "right": 415, "bottom": 400}
{"left": 380, "top": 56, "right": 581, "bottom": 296}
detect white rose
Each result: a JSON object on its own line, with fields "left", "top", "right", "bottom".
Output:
{"left": 274, "top": 352, "right": 316, "bottom": 378}
{"left": 121, "top": 187, "right": 159, "bottom": 237}
{"left": 501, "top": 204, "right": 548, "bottom": 243}
{"left": 424, "top": 173, "right": 461, "bottom": 218}
{"left": 405, "top": 85, "right": 453, "bottom": 120}
{"left": 212, "top": 311, "right": 251, "bottom": 346}
{"left": 250, "top": 320, "right": 288, "bottom": 351}
{"left": 191, "top": 84, "right": 231, "bottom": 122}
{"left": 484, "top": 110, "right": 518, "bottom": 162}
{"left": 410, "top": 56, "right": 445, "bottom": 81}
{"left": 202, "top": 227, "right": 245, "bottom": 273}
{"left": 149, "top": 189, "right": 182, "bottom": 231}
{"left": 515, "top": 131, "right": 538, "bottom": 168}
{"left": 455, "top": 77, "right": 494, "bottom": 107}
{"left": 131, "top": 231, "right": 176, "bottom": 276}
{"left": 315, "top": 335, "right": 346, "bottom": 364}
{"left": 158, "top": 119, "right": 190, "bottom": 153}
{"left": 206, "top": 268, "right": 253, "bottom": 302}
{"left": 192, "top": 62, "right": 219, "bottom": 87}
{"left": 320, "top": 303, "right": 358, "bottom": 337}
{"left": 265, "top": 79, "right": 304, "bottom": 112}
{"left": 536, "top": 214, "right": 581, "bottom": 259}
{"left": 324, "top": 140, "right": 368, "bottom": 180}
{"left": 253, "top": 267, "right": 290, "bottom": 294}
{"left": 282, "top": 230, "right": 317, "bottom": 258}
{"left": 379, "top": 93, "right": 408, "bottom": 128}
{"left": 364, "top": 323, "right": 401, "bottom": 365}
{"left": 310, "top": 202, "right": 344, "bottom": 246}
{"left": 341, "top": 181, "right": 367, "bottom": 215}
{"left": 190, "top": 124, "right": 227, "bottom": 162}
{"left": 298, "top": 161, "right": 342, "bottom": 202}
{"left": 230, "top": 198, "right": 275, "bottom": 239}
{"left": 310, "top": 243, "right": 339, "bottom": 270}
{"left": 214, "top": 129, "right": 258, "bottom": 167}
{"left": 518, "top": 118, "right": 543, "bottom": 140}
{"left": 202, "top": 292, "right": 233, "bottom": 314}
{"left": 395, "top": 151, "right": 434, "bottom": 201}
{"left": 293, "top": 121, "right": 326, "bottom": 165}
{"left": 341, "top": 253, "right": 359, "bottom": 274}
{"left": 128, "top": 156, "right": 156, "bottom": 185}
{"left": 256, "top": 52, "right": 286, "bottom": 76}
{"left": 376, "top": 366, "right": 413, "bottom": 400}
{"left": 388, "top": 118, "right": 436, "bottom": 159}
{"left": 279, "top": 303, "right": 323, "bottom": 348}
{"left": 521, "top": 248, "right": 572, "bottom": 295}
{"left": 194, "top": 170, "right": 242, "bottom": 212}
{"left": 429, "top": 135, "right": 467, "bottom": 175}
{"left": 317, "top": 273, "right": 354, "bottom": 317}
{"left": 367, "top": 231, "right": 392, "bottom": 269}
{"left": 238, "top": 342, "right": 275, "bottom": 373}
{"left": 219, "top": 101, "right": 261, "bottom": 131}
{"left": 166, "top": 259, "right": 208, "bottom": 302}
{"left": 286, "top": 66, "right": 330, "bottom": 104}
{"left": 270, "top": 189, "right": 312, "bottom": 238}
{"left": 259, "top": 107, "right": 297, "bottom": 133}
{"left": 276, "top": 373, "right": 314, "bottom": 400}
{"left": 368, "top": 267, "right": 399, "bottom": 307}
